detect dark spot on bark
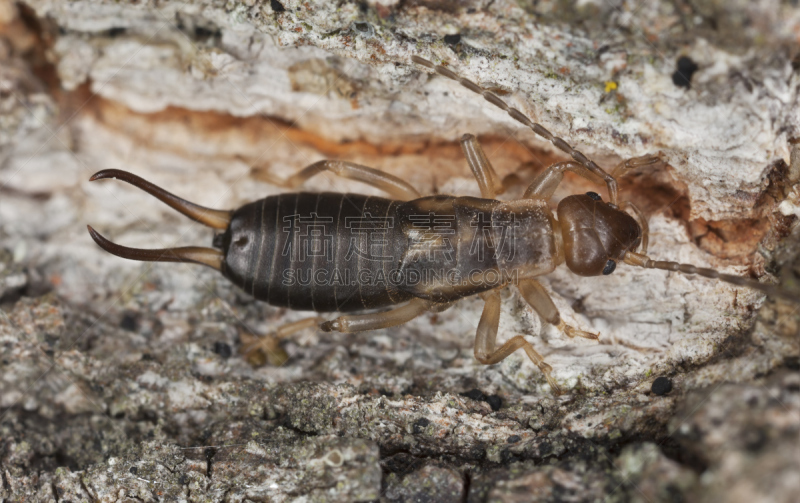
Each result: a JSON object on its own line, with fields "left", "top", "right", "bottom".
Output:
{"left": 129, "top": 466, "right": 138, "bottom": 474}
{"left": 651, "top": 376, "right": 673, "bottom": 395}
{"left": 413, "top": 417, "right": 430, "bottom": 434}
{"left": 194, "top": 26, "right": 220, "bottom": 41}
{"left": 499, "top": 449, "right": 516, "bottom": 464}
{"left": 354, "top": 22, "right": 371, "bottom": 33}
{"left": 120, "top": 312, "right": 138, "bottom": 332}
{"left": 540, "top": 441, "right": 552, "bottom": 455}
{"left": 444, "top": 33, "right": 461, "bottom": 45}
{"left": 460, "top": 389, "right": 502, "bottom": 410}
{"left": 507, "top": 435, "right": 521, "bottom": 444}
{"left": 784, "top": 356, "right": 800, "bottom": 371}
{"left": 486, "top": 394, "right": 502, "bottom": 411}
{"left": 107, "top": 27, "right": 126, "bottom": 37}
{"left": 460, "top": 388, "right": 485, "bottom": 402}
{"left": 467, "top": 445, "right": 486, "bottom": 460}
{"left": 270, "top": 0, "right": 286, "bottom": 13}
{"left": 213, "top": 341, "right": 232, "bottom": 358}
{"left": 672, "top": 56, "right": 698, "bottom": 89}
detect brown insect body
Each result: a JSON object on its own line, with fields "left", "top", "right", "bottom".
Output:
{"left": 90, "top": 183, "right": 602, "bottom": 309}
{"left": 223, "top": 193, "right": 577, "bottom": 306}
{"left": 87, "top": 55, "right": 797, "bottom": 394}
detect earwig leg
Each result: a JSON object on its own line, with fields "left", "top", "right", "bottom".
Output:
{"left": 523, "top": 161, "right": 605, "bottom": 201}
{"left": 518, "top": 279, "right": 599, "bottom": 340}
{"left": 273, "top": 316, "right": 326, "bottom": 338}
{"left": 320, "top": 298, "right": 433, "bottom": 333}
{"left": 460, "top": 134, "right": 504, "bottom": 198}
{"left": 474, "top": 290, "right": 561, "bottom": 393}
{"left": 241, "top": 316, "right": 324, "bottom": 365}
{"left": 609, "top": 155, "right": 663, "bottom": 178}
{"left": 277, "top": 160, "right": 421, "bottom": 200}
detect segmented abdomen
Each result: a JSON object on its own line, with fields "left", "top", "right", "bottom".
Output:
{"left": 222, "top": 192, "right": 413, "bottom": 312}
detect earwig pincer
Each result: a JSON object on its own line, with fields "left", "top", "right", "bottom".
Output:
{"left": 88, "top": 56, "right": 799, "bottom": 394}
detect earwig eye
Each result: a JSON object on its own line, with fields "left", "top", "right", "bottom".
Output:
{"left": 586, "top": 191, "right": 602, "bottom": 201}
{"left": 602, "top": 259, "right": 616, "bottom": 275}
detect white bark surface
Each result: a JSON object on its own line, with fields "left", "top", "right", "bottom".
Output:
{"left": 2, "top": 0, "right": 794, "bottom": 393}
{"left": 1, "top": 1, "right": 799, "bottom": 500}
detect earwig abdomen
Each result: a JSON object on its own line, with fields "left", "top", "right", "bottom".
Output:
{"left": 221, "top": 192, "right": 413, "bottom": 312}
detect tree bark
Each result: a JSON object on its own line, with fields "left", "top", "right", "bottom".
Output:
{"left": 1, "top": 1, "right": 799, "bottom": 501}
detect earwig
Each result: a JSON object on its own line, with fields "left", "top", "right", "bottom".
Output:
{"left": 87, "top": 56, "right": 799, "bottom": 394}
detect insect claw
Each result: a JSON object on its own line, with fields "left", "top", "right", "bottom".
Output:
{"left": 87, "top": 225, "right": 223, "bottom": 271}
{"left": 562, "top": 323, "right": 599, "bottom": 340}
{"left": 90, "top": 169, "right": 232, "bottom": 229}
{"left": 545, "top": 375, "right": 563, "bottom": 395}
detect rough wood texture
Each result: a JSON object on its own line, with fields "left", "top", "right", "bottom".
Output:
{"left": 1, "top": 0, "right": 799, "bottom": 501}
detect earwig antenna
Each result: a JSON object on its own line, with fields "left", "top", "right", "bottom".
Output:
{"left": 90, "top": 169, "right": 232, "bottom": 229}
{"left": 87, "top": 225, "right": 223, "bottom": 271}
{"left": 624, "top": 251, "right": 799, "bottom": 302}
{"left": 411, "top": 55, "right": 620, "bottom": 205}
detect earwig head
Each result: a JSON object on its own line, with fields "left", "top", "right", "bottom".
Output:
{"left": 557, "top": 193, "right": 642, "bottom": 276}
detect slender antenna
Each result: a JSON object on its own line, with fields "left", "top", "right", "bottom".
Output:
{"left": 90, "top": 169, "right": 232, "bottom": 229}
{"left": 624, "top": 251, "right": 798, "bottom": 302}
{"left": 87, "top": 226, "right": 223, "bottom": 271}
{"left": 411, "top": 55, "right": 620, "bottom": 205}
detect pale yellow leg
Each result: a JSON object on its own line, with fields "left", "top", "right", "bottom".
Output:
{"left": 280, "top": 160, "right": 421, "bottom": 200}
{"left": 523, "top": 161, "right": 605, "bottom": 200}
{"left": 460, "top": 134, "right": 504, "bottom": 198}
{"left": 473, "top": 290, "right": 561, "bottom": 394}
{"left": 518, "top": 279, "right": 598, "bottom": 340}
{"left": 241, "top": 316, "right": 324, "bottom": 366}
{"left": 320, "top": 298, "right": 433, "bottom": 333}
{"left": 609, "top": 155, "right": 662, "bottom": 178}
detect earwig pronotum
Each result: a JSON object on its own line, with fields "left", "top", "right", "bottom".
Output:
{"left": 87, "top": 56, "right": 799, "bottom": 394}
